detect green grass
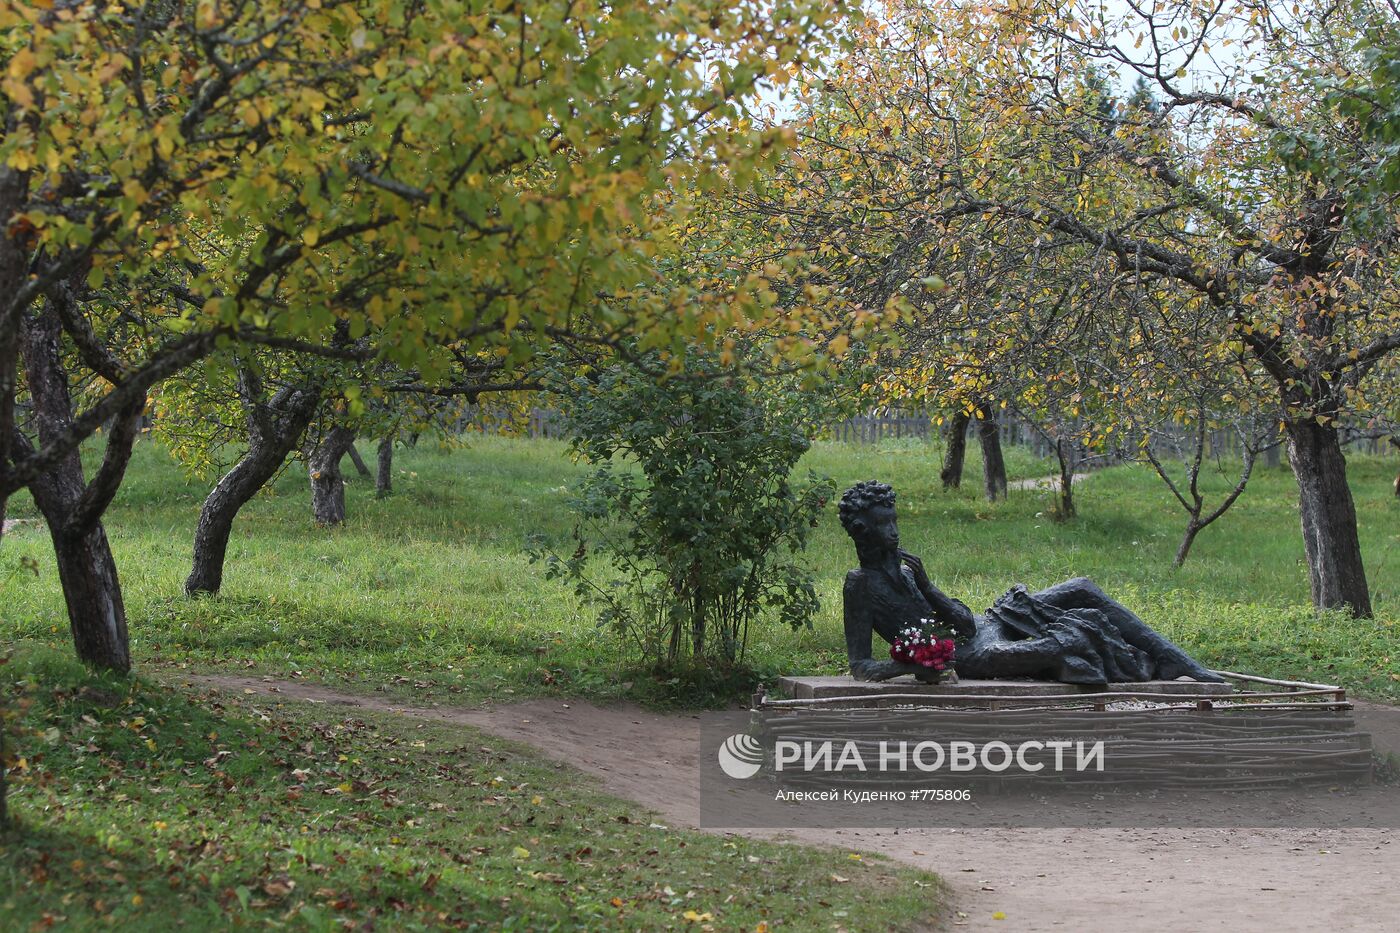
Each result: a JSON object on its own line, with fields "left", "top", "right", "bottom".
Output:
{"left": 2, "top": 647, "right": 943, "bottom": 930}
{"left": 1, "top": 433, "right": 1398, "bottom": 702}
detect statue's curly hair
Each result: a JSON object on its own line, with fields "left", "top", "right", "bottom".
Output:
{"left": 838, "top": 480, "right": 895, "bottom": 532}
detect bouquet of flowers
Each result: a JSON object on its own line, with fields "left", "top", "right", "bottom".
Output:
{"left": 890, "top": 618, "right": 957, "bottom": 671}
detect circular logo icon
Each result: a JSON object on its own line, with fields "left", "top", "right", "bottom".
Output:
{"left": 717, "top": 733, "right": 764, "bottom": 779}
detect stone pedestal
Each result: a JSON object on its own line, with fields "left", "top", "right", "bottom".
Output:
{"left": 776, "top": 675, "right": 1233, "bottom": 704}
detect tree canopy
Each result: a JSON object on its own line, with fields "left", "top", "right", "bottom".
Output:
{"left": 0, "top": 0, "right": 844, "bottom": 670}
{"left": 733, "top": 0, "right": 1400, "bottom": 615}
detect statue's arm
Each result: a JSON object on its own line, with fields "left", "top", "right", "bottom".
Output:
{"left": 843, "top": 572, "right": 874, "bottom": 669}
{"left": 843, "top": 572, "right": 912, "bottom": 681}
{"left": 900, "top": 550, "right": 976, "bottom": 638}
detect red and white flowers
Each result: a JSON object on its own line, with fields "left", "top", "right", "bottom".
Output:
{"left": 890, "top": 619, "right": 957, "bottom": 671}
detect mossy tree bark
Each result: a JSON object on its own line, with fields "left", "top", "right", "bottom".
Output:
{"left": 186, "top": 368, "right": 322, "bottom": 595}
{"left": 1286, "top": 417, "right": 1371, "bottom": 617}
{"left": 939, "top": 410, "right": 970, "bottom": 489}
{"left": 345, "top": 443, "right": 372, "bottom": 478}
{"left": 20, "top": 299, "right": 141, "bottom": 673}
{"left": 309, "top": 426, "right": 357, "bottom": 526}
{"left": 1053, "top": 435, "right": 1076, "bottom": 520}
{"left": 375, "top": 435, "right": 394, "bottom": 499}
{"left": 976, "top": 403, "right": 1007, "bottom": 501}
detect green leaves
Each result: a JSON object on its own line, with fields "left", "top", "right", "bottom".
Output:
{"left": 2, "top": 0, "right": 840, "bottom": 379}
{"left": 538, "top": 348, "right": 836, "bottom": 669}
{"left": 1274, "top": 14, "right": 1400, "bottom": 225}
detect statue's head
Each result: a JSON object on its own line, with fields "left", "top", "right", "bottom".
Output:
{"left": 838, "top": 480, "right": 899, "bottom": 558}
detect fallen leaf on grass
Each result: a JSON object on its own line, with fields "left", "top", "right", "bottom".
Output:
{"left": 528, "top": 871, "right": 566, "bottom": 884}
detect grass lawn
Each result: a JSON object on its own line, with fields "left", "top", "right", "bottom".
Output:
{"left": 2, "top": 647, "right": 941, "bottom": 930}
{"left": 3, "top": 433, "right": 1396, "bottom": 704}
{"left": 2, "top": 433, "right": 1398, "bottom": 928}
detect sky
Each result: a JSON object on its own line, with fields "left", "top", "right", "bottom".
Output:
{"left": 749, "top": 0, "right": 1269, "bottom": 125}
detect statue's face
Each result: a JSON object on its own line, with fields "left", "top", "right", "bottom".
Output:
{"left": 848, "top": 504, "right": 899, "bottom": 553}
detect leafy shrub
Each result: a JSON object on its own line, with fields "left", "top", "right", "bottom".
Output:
{"left": 533, "top": 353, "right": 835, "bottom": 670}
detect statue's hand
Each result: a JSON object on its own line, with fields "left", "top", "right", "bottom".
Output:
{"left": 901, "top": 548, "right": 976, "bottom": 638}
{"left": 899, "top": 549, "right": 930, "bottom": 586}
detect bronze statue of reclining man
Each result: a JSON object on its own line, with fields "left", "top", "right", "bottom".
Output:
{"left": 838, "top": 480, "right": 1224, "bottom": 685}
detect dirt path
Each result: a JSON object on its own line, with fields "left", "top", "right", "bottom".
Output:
{"left": 181, "top": 674, "right": 1398, "bottom": 932}
{"left": 1006, "top": 473, "right": 1088, "bottom": 492}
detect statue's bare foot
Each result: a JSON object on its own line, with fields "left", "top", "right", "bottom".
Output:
{"left": 1158, "top": 660, "right": 1228, "bottom": 683}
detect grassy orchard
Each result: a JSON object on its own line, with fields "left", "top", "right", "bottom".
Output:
{"left": 0, "top": 648, "right": 941, "bottom": 930}
{"left": 2, "top": 434, "right": 1397, "bottom": 927}
{"left": 0, "top": 0, "right": 848, "bottom": 675}
{"left": 2, "top": 435, "right": 1397, "bottom": 703}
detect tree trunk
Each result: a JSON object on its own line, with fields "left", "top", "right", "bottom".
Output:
{"left": 691, "top": 604, "right": 705, "bottom": 660}
{"left": 1286, "top": 418, "right": 1371, "bottom": 617}
{"left": 186, "top": 457, "right": 269, "bottom": 595}
{"left": 1054, "top": 435, "right": 1076, "bottom": 519}
{"left": 25, "top": 484, "right": 132, "bottom": 675}
{"left": 376, "top": 436, "right": 394, "bottom": 499}
{"left": 0, "top": 688, "right": 7, "bottom": 829}
{"left": 1174, "top": 520, "right": 1202, "bottom": 569}
{"left": 20, "top": 300, "right": 140, "bottom": 674}
{"left": 0, "top": 698, "right": 7, "bottom": 829}
{"left": 346, "top": 443, "right": 372, "bottom": 478}
{"left": 0, "top": 164, "right": 31, "bottom": 520}
{"left": 48, "top": 526, "right": 130, "bottom": 671}
{"left": 1390, "top": 436, "right": 1399, "bottom": 499}
{"left": 976, "top": 403, "right": 1007, "bottom": 501}
{"left": 185, "top": 388, "right": 320, "bottom": 595}
{"left": 939, "top": 410, "right": 970, "bottom": 489}
{"left": 1146, "top": 432, "right": 1255, "bottom": 572}
{"left": 309, "top": 426, "right": 356, "bottom": 526}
